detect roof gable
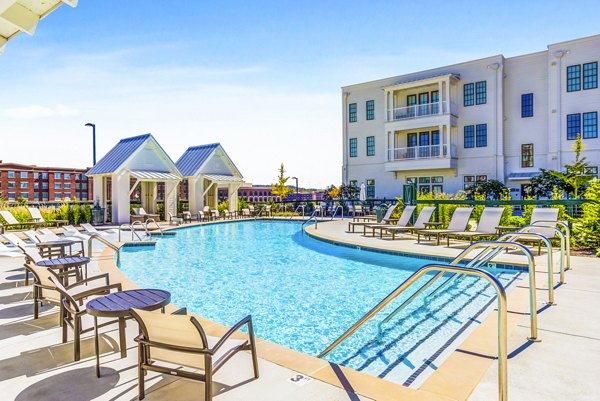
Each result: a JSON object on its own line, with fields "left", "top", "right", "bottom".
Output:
{"left": 176, "top": 143, "right": 242, "bottom": 178}
{"left": 87, "top": 134, "right": 150, "bottom": 175}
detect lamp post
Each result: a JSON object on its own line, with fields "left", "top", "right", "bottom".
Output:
{"left": 84, "top": 123, "right": 96, "bottom": 165}
{"left": 291, "top": 176, "right": 299, "bottom": 200}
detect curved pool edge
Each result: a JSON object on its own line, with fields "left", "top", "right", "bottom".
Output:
{"left": 97, "top": 219, "right": 528, "bottom": 401}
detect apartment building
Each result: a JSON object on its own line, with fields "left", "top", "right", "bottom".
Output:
{"left": 0, "top": 161, "right": 92, "bottom": 202}
{"left": 342, "top": 35, "right": 600, "bottom": 198}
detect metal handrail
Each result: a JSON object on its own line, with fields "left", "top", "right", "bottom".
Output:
{"left": 118, "top": 224, "right": 130, "bottom": 242}
{"left": 118, "top": 223, "right": 144, "bottom": 242}
{"left": 288, "top": 205, "right": 305, "bottom": 220}
{"left": 528, "top": 220, "right": 571, "bottom": 270}
{"left": 330, "top": 205, "right": 344, "bottom": 220}
{"left": 378, "top": 241, "right": 539, "bottom": 342}
{"left": 518, "top": 224, "right": 567, "bottom": 284}
{"left": 273, "top": 204, "right": 287, "bottom": 219}
{"left": 130, "top": 221, "right": 146, "bottom": 241}
{"left": 144, "top": 218, "right": 163, "bottom": 238}
{"left": 317, "top": 263, "right": 508, "bottom": 401}
{"left": 87, "top": 234, "right": 121, "bottom": 264}
{"left": 301, "top": 211, "right": 318, "bottom": 230}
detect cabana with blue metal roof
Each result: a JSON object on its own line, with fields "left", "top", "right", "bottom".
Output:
{"left": 87, "top": 134, "right": 182, "bottom": 224}
{"left": 176, "top": 143, "right": 245, "bottom": 213}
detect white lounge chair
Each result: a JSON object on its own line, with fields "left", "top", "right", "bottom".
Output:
{"left": 347, "top": 204, "right": 399, "bottom": 233}
{"left": 2, "top": 233, "right": 36, "bottom": 249}
{"left": 39, "top": 228, "right": 62, "bottom": 241}
{"left": 27, "top": 207, "right": 67, "bottom": 227}
{"left": 364, "top": 206, "right": 417, "bottom": 236}
{"left": 23, "top": 230, "right": 42, "bottom": 243}
{"left": 417, "top": 207, "right": 474, "bottom": 245}
{"left": 380, "top": 206, "right": 437, "bottom": 240}
{"left": 0, "top": 241, "right": 21, "bottom": 257}
{"left": 515, "top": 208, "right": 560, "bottom": 254}
{"left": 80, "top": 223, "right": 117, "bottom": 237}
{"left": 62, "top": 225, "right": 91, "bottom": 240}
{"left": 0, "top": 210, "right": 39, "bottom": 230}
{"left": 446, "top": 207, "right": 505, "bottom": 246}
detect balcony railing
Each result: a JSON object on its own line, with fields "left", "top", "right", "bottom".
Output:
{"left": 387, "top": 101, "right": 451, "bottom": 121}
{"left": 387, "top": 144, "right": 453, "bottom": 161}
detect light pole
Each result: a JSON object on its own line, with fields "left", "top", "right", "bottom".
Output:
{"left": 85, "top": 123, "right": 96, "bottom": 165}
{"left": 291, "top": 176, "right": 299, "bottom": 200}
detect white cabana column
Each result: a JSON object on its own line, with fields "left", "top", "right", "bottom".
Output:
{"left": 228, "top": 183, "right": 242, "bottom": 212}
{"left": 112, "top": 171, "right": 131, "bottom": 224}
{"left": 188, "top": 177, "right": 205, "bottom": 214}
{"left": 165, "top": 180, "right": 179, "bottom": 218}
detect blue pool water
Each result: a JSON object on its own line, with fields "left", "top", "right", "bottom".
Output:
{"left": 119, "top": 221, "right": 520, "bottom": 386}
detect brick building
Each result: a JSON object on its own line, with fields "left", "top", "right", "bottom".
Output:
{"left": 0, "top": 161, "right": 92, "bottom": 202}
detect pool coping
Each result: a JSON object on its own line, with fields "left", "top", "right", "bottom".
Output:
{"left": 101, "top": 218, "right": 532, "bottom": 401}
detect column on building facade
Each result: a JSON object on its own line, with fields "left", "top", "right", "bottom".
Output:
{"left": 111, "top": 171, "right": 130, "bottom": 224}
{"left": 445, "top": 78, "right": 451, "bottom": 113}
{"left": 188, "top": 176, "right": 205, "bottom": 214}
{"left": 228, "top": 183, "right": 239, "bottom": 212}
{"left": 438, "top": 81, "right": 443, "bottom": 114}
{"left": 164, "top": 181, "right": 178, "bottom": 219}
{"left": 439, "top": 124, "right": 446, "bottom": 157}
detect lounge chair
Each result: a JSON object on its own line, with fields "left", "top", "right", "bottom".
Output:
{"left": 130, "top": 308, "right": 259, "bottom": 401}
{"left": 2, "top": 232, "right": 36, "bottom": 249}
{"left": 131, "top": 207, "right": 160, "bottom": 223}
{"left": 380, "top": 206, "right": 436, "bottom": 240}
{"left": 446, "top": 207, "right": 505, "bottom": 246}
{"left": 514, "top": 208, "right": 560, "bottom": 254}
{"left": 181, "top": 211, "right": 193, "bottom": 223}
{"left": 196, "top": 210, "right": 207, "bottom": 222}
{"left": 168, "top": 212, "right": 183, "bottom": 225}
{"left": 0, "top": 241, "right": 21, "bottom": 257}
{"left": 49, "top": 275, "right": 123, "bottom": 361}
{"left": 248, "top": 205, "right": 257, "bottom": 216}
{"left": 23, "top": 230, "right": 42, "bottom": 243}
{"left": 80, "top": 223, "right": 117, "bottom": 237}
{"left": 0, "top": 210, "right": 39, "bottom": 230}
{"left": 364, "top": 205, "right": 416, "bottom": 237}
{"left": 417, "top": 207, "right": 474, "bottom": 245}
{"left": 27, "top": 207, "right": 67, "bottom": 227}
{"left": 211, "top": 209, "right": 220, "bottom": 220}
{"left": 241, "top": 208, "right": 251, "bottom": 218}
{"left": 347, "top": 204, "right": 399, "bottom": 233}
{"left": 62, "top": 225, "right": 91, "bottom": 240}
{"left": 39, "top": 228, "right": 62, "bottom": 241}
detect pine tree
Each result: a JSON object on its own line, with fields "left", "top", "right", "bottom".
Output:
{"left": 550, "top": 134, "right": 593, "bottom": 198}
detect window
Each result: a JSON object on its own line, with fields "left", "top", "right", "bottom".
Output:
{"left": 8, "top": 192, "right": 15, "bottom": 200}
{"left": 75, "top": 174, "right": 81, "bottom": 180}
{"left": 42, "top": 193, "right": 48, "bottom": 201}
{"left": 20, "top": 172, "right": 28, "bottom": 179}
{"left": 464, "top": 83, "right": 474, "bottom": 106}
{"left": 521, "top": 93, "right": 533, "bottom": 117}
{"left": 366, "top": 179, "right": 375, "bottom": 198}
{"left": 475, "top": 81, "right": 487, "bottom": 105}
{"left": 42, "top": 173, "right": 48, "bottom": 179}
{"left": 33, "top": 172, "right": 39, "bottom": 179}
{"left": 567, "top": 65, "right": 581, "bottom": 92}
{"left": 407, "top": 133, "right": 417, "bottom": 147}
{"left": 54, "top": 193, "right": 62, "bottom": 200}
{"left": 366, "top": 100, "right": 375, "bottom": 120}
{"left": 349, "top": 138, "right": 357, "bottom": 157}
{"left": 477, "top": 175, "right": 488, "bottom": 183}
{"left": 82, "top": 183, "right": 87, "bottom": 190}
{"left": 82, "top": 193, "right": 88, "bottom": 200}
{"left": 76, "top": 183, "right": 80, "bottom": 189}
{"left": 366, "top": 136, "right": 375, "bottom": 156}
{"left": 585, "top": 167, "right": 599, "bottom": 177}
{"left": 349, "top": 103, "right": 357, "bottom": 122}
{"left": 34, "top": 192, "right": 39, "bottom": 200}
{"left": 567, "top": 113, "right": 581, "bottom": 140}
{"left": 55, "top": 183, "right": 61, "bottom": 189}
{"left": 42, "top": 182, "right": 48, "bottom": 189}
{"left": 64, "top": 183, "right": 71, "bottom": 189}
{"left": 583, "top": 112, "right": 598, "bottom": 139}
{"left": 8, "top": 171, "right": 15, "bottom": 178}
{"left": 34, "top": 182, "right": 39, "bottom": 189}
{"left": 476, "top": 124, "right": 487, "bottom": 147}
{"left": 464, "top": 125, "right": 475, "bottom": 148}
{"left": 54, "top": 173, "right": 61, "bottom": 179}
{"left": 64, "top": 173, "right": 71, "bottom": 180}
{"left": 349, "top": 180, "right": 358, "bottom": 188}
{"left": 20, "top": 182, "right": 28, "bottom": 189}
{"left": 521, "top": 144, "right": 534, "bottom": 167}
{"left": 8, "top": 182, "right": 15, "bottom": 188}
{"left": 64, "top": 193, "right": 71, "bottom": 199}
{"left": 583, "top": 62, "right": 598, "bottom": 90}
{"left": 20, "top": 193, "right": 29, "bottom": 199}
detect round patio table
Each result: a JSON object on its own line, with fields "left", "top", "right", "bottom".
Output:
{"left": 35, "top": 256, "right": 90, "bottom": 282}
{"left": 86, "top": 289, "right": 171, "bottom": 377}
{"left": 36, "top": 239, "right": 83, "bottom": 258}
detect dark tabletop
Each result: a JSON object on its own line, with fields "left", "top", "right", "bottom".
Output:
{"left": 86, "top": 289, "right": 171, "bottom": 318}
{"left": 35, "top": 256, "right": 90, "bottom": 268}
{"left": 36, "top": 239, "right": 78, "bottom": 247}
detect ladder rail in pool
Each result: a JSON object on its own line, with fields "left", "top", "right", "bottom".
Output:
{"left": 330, "top": 205, "right": 344, "bottom": 220}
{"left": 144, "top": 218, "right": 163, "bottom": 238}
{"left": 288, "top": 205, "right": 305, "bottom": 220}
{"left": 317, "top": 263, "right": 509, "bottom": 401}
{"left": 87, "top": 234, "right": 121, "bottom": 264}
{"left": 527, "top": 220, "right": 571, "bottom": 270}
{"left": 301, "top": 210, "right": 319, "bottom": 230}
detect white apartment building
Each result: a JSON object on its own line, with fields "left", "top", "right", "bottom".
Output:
{"left": 342, "top": 34, "right": 600, "bottom": 199}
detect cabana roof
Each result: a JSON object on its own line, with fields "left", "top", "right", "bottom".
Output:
{"left": 175, "top": 143, "right": 242, "bottom": 179}
{"left": 87, "top": 134, "right": 181, "bottom": 178}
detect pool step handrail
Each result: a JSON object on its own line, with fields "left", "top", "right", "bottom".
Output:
{"left": 273, "top": 204, "right": 287, "bottom": 219}
{"left": 118, "top": 223, "right": 144, "bottom": 242}
{"left": 144, "top": 218, "right": 163, "bottom": 238}
{"left": 288, "top": 205, "right": 305, "bottom": 220}
{"left": 301, "top": 210, "right": 318, "bottom": 230}
{"left": 521, "top": 220, "right": 570, "bottom": 270}
{"left": 87, "top": 234, "right": 120, "bottom": 264}
{"left": 330, "top": 205, "right": 344, "bottom": 220}
{"left": 317, "top": 263, "right": 509, "bottom": 401}
{"left": 130, "top": 221, "right": 146, "bottom": 241}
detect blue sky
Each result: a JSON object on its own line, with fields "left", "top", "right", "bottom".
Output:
{"left": 1, "top": 0, "right": 600, "bottom": 187}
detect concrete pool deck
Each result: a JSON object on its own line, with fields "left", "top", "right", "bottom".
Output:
{"left": 0, "top": 218, "right": 598, "bottom": 400}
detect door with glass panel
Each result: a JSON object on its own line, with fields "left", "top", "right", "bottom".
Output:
{"left": 431, "top": 130, "right": 440, "bottom": 157}
{"left": 419, "top": 132, "right": 430, "bottom": 158}
{"left": 418, "top": 93, "right": 429, "bottom": 116}
{"left": 406, "top": 94, "right": 417, "bottom": 118}
{"left": 406, "top": 133, "right": 417, "bottom": 159}
{"left": 431, "top": 90, "right": 439, "bottom": 114}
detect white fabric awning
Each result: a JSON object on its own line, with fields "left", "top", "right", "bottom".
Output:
{"left": 130, "top": 170, "right": 181, "bottom": 181}
{"left": 203, "top": 174, "right": 244, "bottom": 183}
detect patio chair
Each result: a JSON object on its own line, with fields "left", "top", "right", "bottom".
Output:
{"left": 211, "top": 209, "right": 221, "bottom": 220}
{"left": 49, "top": 275, "right": 123, "bottom": 361}
{"left": 347, "top": 204, "right": 399, "bottom": 233}
{"left": 131, "top": 207, "right": 160, "bottom": 223}
{"left": 445, "top": 207, "right": 505, "bottom": 246}
{"left": 0, "top": 241, "right": 21, "bottom": 257}
{"left": 416, "top": 207, "right": 474, "bottom": 245}
{"left": 39, "top": 228, "right": 62, "bottom": 241}
{"left": 0, "top": 210, "right": 39, "bottom": 230}
{"left": 515, "top": 208, "right": 560, "bottom": 254}
{"left": 131, "top": 308, "right": 259, "bottom": 401}
{"left": 380, "top": 206, "right": 436, "bottom": 240}
{"left": 2, "top": 232, "right": 36, "bottom": 249}
{"left": 353, "top": 205, "right": 365, "bottom": 218}
{"left": 182, "top": 211, "right": 193, "bottom": 223}
{"left": 23, "top": 230, "right": 42, "bottom": 243}
{"left": 27, "top": 207, "right": 68, "bottom": 227}
{"left": 168, "top": 212, "right": 183, "bottom": 225}
{"left": 197, "top": 210, "right": 207, "bottom": 222}
{"left": 241, "top": 208, "right": 251, "bottom": 218}
{"left": 248, "top": 205, "right": 257, "bottom": 216}
{"left": 364, "top": 205, "right": 417, "bottom": 237}
{"left": 62, "top": 225, "right": 91, "bottom": 240}
{"left": 80, "top": 223, "right": 118, "bottom": 237}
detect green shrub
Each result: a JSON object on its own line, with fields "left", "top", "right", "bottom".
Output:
{"left": 83, "top": 204, "right": 92, "bottom": 223}
{"left": 71, "top": 199, "right": 81, "bottom": 224}
{"left": 505, "top": 216, "right": 526, "bottom": 227}
{"left": 578, "top": 179, "right": 600, "bottom": 251}
{"left": 59, "top": 202, "right": 70, "bottom": 223}
{"left": 217, "top": 201, "right": 229, "bottom": 216}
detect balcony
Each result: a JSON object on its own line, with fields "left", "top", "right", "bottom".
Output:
{"left": 387, "top": 101, "right": 457, "bottom": 122}
{"left": 385, "top": 144, "right": 457, "bottom": 172}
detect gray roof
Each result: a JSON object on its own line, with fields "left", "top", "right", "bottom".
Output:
{"left": 87, "top": 134, "right": 150, "bottom": 175}
{"left": 175, "top": 143, "right": 220, "bottom": 177}
{"left": 390, "top": 72, "right": 460, "bottom": 87}
{"left": 507, "top": 172, "right": 541, "bottom": 180}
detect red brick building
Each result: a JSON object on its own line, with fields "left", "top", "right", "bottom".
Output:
{"left": 0, "top": 161, "right": 93, "bottom": 203}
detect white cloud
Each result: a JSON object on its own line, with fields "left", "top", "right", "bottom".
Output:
{"left": 3, "top": 104, "right": 80, "bottom": 119}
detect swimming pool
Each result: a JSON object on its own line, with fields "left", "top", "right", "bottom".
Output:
{"left": 119, "top": 220, "right": 520, "bottom": 387}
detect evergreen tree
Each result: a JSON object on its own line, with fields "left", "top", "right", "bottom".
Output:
{"left": 550, "top": 135, "right": 593, "bottom": 198}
